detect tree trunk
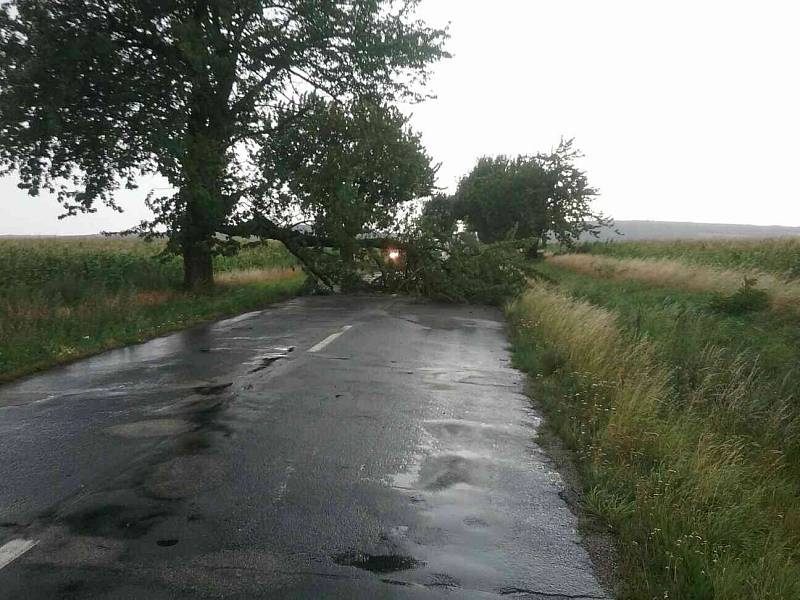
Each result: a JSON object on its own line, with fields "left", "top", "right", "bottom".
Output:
{"left": 340, "top": 236, "right": 359, "bottom": 292}
{"left": 526, "top": 238, "right": 540, "bottom": 259}
{"left": 340, "top": 237, "right": 357, "bottom": 268}
{"left": 175, "top": 4, "right": 239, "bottom": 291}
{"left": 182, "top": 238, "right": 214, "bottom": 290}
{"left": 179, "top": 177, "right": 218, "bottom": 290}
{"left": 179, "top": 102, "right": 227, "bottom": 290}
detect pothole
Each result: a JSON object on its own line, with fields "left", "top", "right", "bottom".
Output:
{"left": 247, "top": 346, "right": 295, "bottom": 374}
{"left": 333, "top": 551, "right": 424, "bottom": 573}
{"left": 157, "top": 539, "right": 179, "bottom": 547}
{"left": 249, "top": 355, "right": 284, "bottom": 374}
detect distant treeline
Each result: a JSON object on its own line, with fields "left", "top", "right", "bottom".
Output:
{"left": 583, "top": 220, "right": 800, "bottom": 241}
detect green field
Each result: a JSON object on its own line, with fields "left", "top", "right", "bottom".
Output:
{"left": 510, "top": 239, "right": 800, "bottom": 599}
{"left": 583, "top": 237, "right": 800, "bottom": 279}
{"left": 0, "top": 238, "right": 304, "bottom": 382}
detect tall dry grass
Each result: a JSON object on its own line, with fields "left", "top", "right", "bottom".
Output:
{"left": 585, "top": 237, "right": 800, "bottom": 278}
{"left": 508, "top": 283, "right": 800, "bottom": 599}
{"left": 548, "top": 253, "right": 800, "bottom": 314}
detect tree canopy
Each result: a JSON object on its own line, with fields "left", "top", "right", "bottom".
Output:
{"left": 452, "top": 139, "right": 608, "bottom": 256}
{"left": 265, "top": 96, "right": 435, "bottom": 261}
{"left": 0, "top": 0, "right": 448, "bottom": 287}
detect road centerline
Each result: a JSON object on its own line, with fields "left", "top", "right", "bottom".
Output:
{"left": 308, "top": 325, "right": 353, "bottom": 353}
{"left": 0, "top": 539, "right": 38, "bottom": 570}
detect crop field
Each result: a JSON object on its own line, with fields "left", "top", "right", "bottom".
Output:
{"left": 546, "top": 253, "right": 800, "bottom": 316}
{"left": 510, "top": 238, "right": 800, "bottom": 599}
{"left": 584, "top": 237, "right": 800, "bottom": 279}
{"left": 0, "top": 237, "right": 304, "bottom": 381}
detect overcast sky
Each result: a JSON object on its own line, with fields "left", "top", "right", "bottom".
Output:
{"left": 2, "top": 0, "right": 799, "bottom": 235}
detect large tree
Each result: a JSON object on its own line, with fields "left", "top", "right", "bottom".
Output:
{"left": 264, "top": 95, "right": 435, "bottom": 272}
{"left": 453, "top": 139, "right": 608, "bottom": 257}
{"left": 0, "top": 0, "right": 447, "bottom": 288}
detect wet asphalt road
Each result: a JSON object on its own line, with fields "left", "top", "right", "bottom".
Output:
{"left": 0, "top": 296, "right": 609, "bottom": 599}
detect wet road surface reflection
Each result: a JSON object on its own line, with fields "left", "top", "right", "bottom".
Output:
{"left": 0, "top": 296, "right": 610, "bottom": 598}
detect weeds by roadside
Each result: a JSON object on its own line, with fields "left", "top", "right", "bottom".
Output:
{"left": 508, "top": 283, "right": 800, "bottom": 599}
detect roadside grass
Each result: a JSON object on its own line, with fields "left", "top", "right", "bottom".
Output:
{"left": 581, "top": 237, "right": 800, "bottom": 279}
{"left": 532, "top": 262, "right": 800, "bottom": 403}
{"left": 0, "top": 238, "right": 304, "bottom": 382}
{"left": 547, "top": 253, "right": 800, "bottom": 315}
{"left": 508, "top": 281, "right": 800, "bottom": 599}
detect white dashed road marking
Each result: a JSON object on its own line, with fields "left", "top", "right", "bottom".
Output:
{"left": 0, "top": 539, "right": 38, "bottom": 570}
{"left": 308, "top": 326, "right": 353, "bottom": 353}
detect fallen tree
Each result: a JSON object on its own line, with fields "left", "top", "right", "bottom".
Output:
{"left": 224, "top": 209, "right": 532, "bottom": 305}
{"left": 222, "top": 214, "right": 405, "bottom": 292}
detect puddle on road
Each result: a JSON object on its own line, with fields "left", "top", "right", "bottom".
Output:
{"left": 419, "top": 368, "right": 523, "bottom": 391}
{"left": 417, "top": 452, "right": 486, "bottom": 491}
{"left": 334, "top": 551, "right": 424, "bottom": 573}
{"left": 422, "top": 419, "right": 531, "bottom": 448}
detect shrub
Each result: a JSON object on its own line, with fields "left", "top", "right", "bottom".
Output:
{"left": 709, "top": 277, "right": 769, "bottom": 315}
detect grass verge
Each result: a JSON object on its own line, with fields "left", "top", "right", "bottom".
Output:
{"left": 508, "top": 281, "right": 800, "bottom": 599}
{"left": 0, "top": 238, "right": 305, "bottom": 382}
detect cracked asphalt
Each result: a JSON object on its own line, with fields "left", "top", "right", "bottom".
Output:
{"left": 0, "top": 296, "right": 610, "bottom": 599}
